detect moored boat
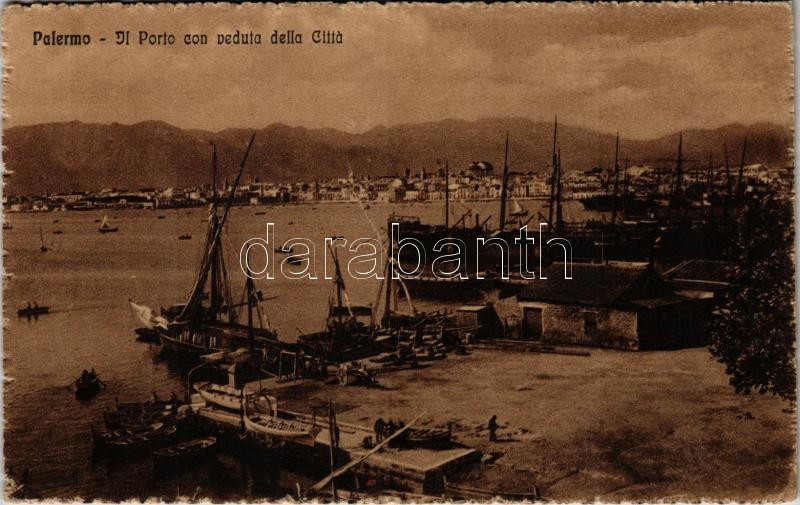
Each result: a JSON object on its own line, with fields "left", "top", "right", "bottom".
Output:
{"left": 152, "top": 436, "right": 217, "bottom": 465}
{"left": 197, "top": 383, "right": 243, "bottom": 411}
{"left": 243, "top": 393, "right": 314, "bottom": 439}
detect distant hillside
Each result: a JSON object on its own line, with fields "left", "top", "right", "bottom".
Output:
{"left": 3, "top": 118, "right": 792, "bottom": 195}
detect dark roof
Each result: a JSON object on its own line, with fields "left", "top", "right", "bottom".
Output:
{"left": 516, "top": 262, "right": 674, "bottom": 306}
{"left": 662, "top": 260, "right": 734, "bottom": 284}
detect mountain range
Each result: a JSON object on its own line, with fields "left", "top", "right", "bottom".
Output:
{"left": 3, "top": 118, "right": 793, "bottom": 195}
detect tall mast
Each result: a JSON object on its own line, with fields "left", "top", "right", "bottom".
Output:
{"left": 246, "top": 276, "right": 254, "bottom": 350}
{"left": 444, "top": 161, "right": 450, "bottom": 230}
{"left": 611, "top": 132, "right": 621, "bottom": 227}
{"left": 737, "top": 136, "right": 748, "bottom": 200}
{"left": 210, "top": 144, "right": 220, "bottom": 318}
{"left": 499, "top": 132, "right": 510, "bottom": 230}
{"left": 555, "top": 148, "right": 563, "bottom": 231}
{"left": 671, "top": 132, "right": 684, "bottom": 206}
{"left": 723, "top": 141, "right": 732, "bottom": 198}
{"left": 383, "top": 219, "right": 393, "bottom": 324}
{"left": 548, "top": 116, "right": 558, "bottom": 226}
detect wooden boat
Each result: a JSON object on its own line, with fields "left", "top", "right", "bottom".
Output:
{"left": 52, "top": 230, "right": 64, "bottom": 235}
{"left": 2, "top": 223, "right": 12, "bottom": 230}
{"left": 243, "top": 394, "right": 313, "bottom": 439}
{"left": 178, "top": 234, "right": 192, "bottom": 240}
{"left": 402, "top": 427, "right": 451, "bottom": 447}
{"left": 114, "top": 397, "right": 180, "bottom": 412}
{"left": 197, "top": 383, "right": 243, "bottom": 411}
{"left": 152, "top": 437, "right": 217, "bottom": 465}
{"left": 157, "top": 215, "right": 166, "bottom": 219}
{"left": 104, "top": 403, "right": 184, "bottom": 430}
{"left": 254, "top": 211, "right": 266, "bottom": 215}
{"left": 75, "top": 371, "right": 103, "bottom": 399}
{"left": 91, "top": 422, "right": 177, "bottom": 452}
{"left": 156, "top": 137, "right": 282, "bottom": 358}
{"left": 17, "top": 305, "right": 49, "bottom": 317}
{"left": 98, "top": 215, "right": 119, "bottom": 233}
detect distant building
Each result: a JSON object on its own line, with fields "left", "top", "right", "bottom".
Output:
{"left": 513, "top": 262, "right": 708, "bottom": 350}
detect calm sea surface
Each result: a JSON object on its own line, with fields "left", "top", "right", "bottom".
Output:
{"left": 2, "top": 200, "right": 595, "bottom": 499}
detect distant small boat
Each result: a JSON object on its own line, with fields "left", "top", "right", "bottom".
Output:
{"left": 510, "top": 199, "right": 528, "bottom": 218}
{"left": 53, "top": 219, "right": 59, "bottom": 223}
{"left": 17, "top": 305, "right": 49, "bottom": 318}
{"left": 98, "top": 215, "right": 118, "bottom": 233}
{"left": 286, "top": 255, "right": 303, "bottom": 265}
{"left": 94, "top": 219, "right": 101, "bottom": 223}
{"left": 275, "top": 246, "right": 294, "bottom": 254}
{"left": 75, "top": 370, "right": 103, "bottom": 400}
{"left": 255, "top": 211, "right": 266, "bottom": 216}
{"left": 53, "top": 230, "right": 64, "bottom": 235}
{"left": 157, "top": 215, "right": 166, "bottom": 219}
{"left": 178, "top": 234, "right": 192, "bottom": 240}
{"left": 2, "top": 223, "right": 12, "bottom": 230}
{"left": 39, "top": 227, "right": 49, "bottom": 252}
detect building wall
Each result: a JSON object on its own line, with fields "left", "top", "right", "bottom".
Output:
{"left": 517, "top": 301, "right": 639, "bottom": 350}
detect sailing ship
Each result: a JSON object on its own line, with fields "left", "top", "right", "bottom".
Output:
{"left": 98, "top": 215, "right": 119, "bottom": 233}
{"left": 298, "top": 248, "right": 388, "bottom": 362}
{"left": 157, "top": 137, "right": 281, "bottom": 357}
{"left": 509, "top": 198, "right": 527, "bottom": 218}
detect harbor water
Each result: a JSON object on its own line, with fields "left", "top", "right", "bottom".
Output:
{"left": 3, "top": 200, "right": 596, "bottom": 499}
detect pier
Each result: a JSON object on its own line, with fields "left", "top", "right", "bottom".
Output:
{"left": 186, "top": 392, "right": 480, "bottom": 495}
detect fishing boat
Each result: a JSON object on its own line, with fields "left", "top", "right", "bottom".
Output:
{"left": 75, "top": 370, "right": 103, "bottom": 399}
{"left": 178, "top": 234, "right": 192, "bottom": 240}
{"left": 98, "top": 215, "right": 119, "bottom": 233}
{"left": 243, "top": 393, "right": 314, "bottom": 439}
{"left": 17, "top": 304, "right": 49, "bottom": 317}
{"left": 152, "top": 437, "right": 217, "bottom": 465}
{"left": 254, "top": 211, "right": 267, "bottom": 216}
{"left": 134, "top": 327, "right": 160, "bottom": 343}
{"left": 298, "top": 249, "right": 388, "bottom": 362}
{"left": 52, "top": 230, "right": 63, "bottom": 235}
{"left": 196, "top": 382, "right": 243, "bottom": 411}
{"left": 156, "top": 137, "right": 281, "bottom": 357}
{"left": 103, "top": 404, "right": 184, "bottom": 430}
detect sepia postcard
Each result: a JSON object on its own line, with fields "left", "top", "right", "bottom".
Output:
{"left": 1, "top": 2, "right": 796, "bottom": 503}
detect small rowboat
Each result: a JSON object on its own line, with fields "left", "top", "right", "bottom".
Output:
{"left": 134, "top": 327, "right": 160, "bottom": 343}
{"left": 197, "top": 383, "right": 243, "bottom": 411}
{"left": 98, "top": 215, "right": 118, "bottom": 233}
{"left": 75, "top": 372, "right": 103, "bottom": 400}
{"left": 103, "top": 404, "right": 183, "bottom": 430}
{"left": 17, "top": 306, "right": 49, "bottom": 318}
{"left": 152, "top": 436, "right": 217, "bottom": 465}
{"left": 243, "top": 395, "right": 312, "bottom": 439}
{"left": 178, "top": 234, "right": 192, "bottom": 240}
{"left": 403, "top": 427, "right": 451, "bottom": 447}
{"left": 91, "top": 422, "right": 177, "bottom": 452}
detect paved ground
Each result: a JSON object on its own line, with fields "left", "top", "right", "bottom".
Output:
{"left": 277, "top": 346, "right": 796, "bottom": 501}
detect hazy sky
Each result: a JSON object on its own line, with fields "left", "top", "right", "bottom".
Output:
{"left": 3, "top": 3, "right": 794, "bottom": 139}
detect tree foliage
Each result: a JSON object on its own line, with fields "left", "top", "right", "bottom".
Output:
{"left": 709, "top": 190, "right": 796, "bottom": 401}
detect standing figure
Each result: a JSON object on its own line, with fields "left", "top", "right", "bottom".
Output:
{"left": 488, "top": 414, "right": 498, "bottom": 442}
{"left": 374, "top": 417, "right": 385, "bottom": 443}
